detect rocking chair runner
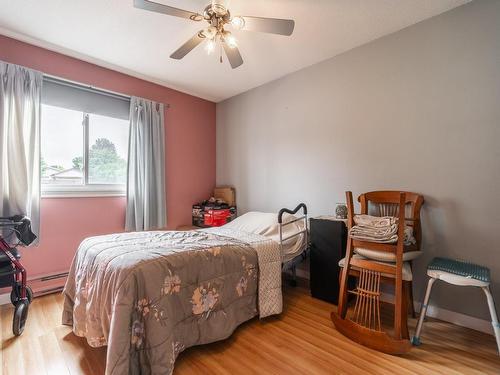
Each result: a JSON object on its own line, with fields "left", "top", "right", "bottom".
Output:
{"left": 332, "top": 191, "right": 424, "bottom": 354}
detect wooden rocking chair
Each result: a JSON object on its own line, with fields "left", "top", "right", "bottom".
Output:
{"left": 331, "top": 191, "right": 424, "bottom": 354}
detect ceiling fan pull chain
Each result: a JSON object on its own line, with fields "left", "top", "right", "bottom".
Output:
{"left": 220, "top": 43, "right": 223, "bottom": 63}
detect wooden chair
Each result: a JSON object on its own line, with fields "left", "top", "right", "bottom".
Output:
{"left": 331, "top": 191, "right": 424, "bottom": 354}
{"left": 359, "top": 191, "right": 424, "bottom": 317}
{"left": 338, "top": 191, "right": 424, "bottom": 313}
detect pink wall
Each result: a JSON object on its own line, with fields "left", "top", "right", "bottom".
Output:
{"left": 0, "top": 35, "right": 216, "bottom": 279}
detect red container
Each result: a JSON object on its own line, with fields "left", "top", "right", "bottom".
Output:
{"left": 204, "top": 209, "right": 231, "bottom": 227}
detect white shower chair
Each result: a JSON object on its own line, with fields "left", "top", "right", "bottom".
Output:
{"left": 412, "top": 257, "right": 500, "bottom": 355}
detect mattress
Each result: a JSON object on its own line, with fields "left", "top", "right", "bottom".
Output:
{"left": 223, "top": 211, "right": 306, "bottom": 262}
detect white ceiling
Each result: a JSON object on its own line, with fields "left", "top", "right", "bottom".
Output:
{"left": 0, "top": 0, "right": 469, "bottom": 102}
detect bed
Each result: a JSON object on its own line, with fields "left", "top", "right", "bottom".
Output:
{"left": 62, "top": 204, "right": 308, "bottom": 375}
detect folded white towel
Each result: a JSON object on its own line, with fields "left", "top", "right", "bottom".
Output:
{"left": 350, "top": 230, "right": 398, "bottom": 243}
{"left": 350, "top": 215, "right": 416, "bottom": 245}
{"left": 353, "top": 215, "right": 398, "bottom": 228}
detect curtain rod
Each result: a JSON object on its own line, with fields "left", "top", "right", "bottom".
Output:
{"left": 43, "top": 74, "right": 171, "bottom": 109}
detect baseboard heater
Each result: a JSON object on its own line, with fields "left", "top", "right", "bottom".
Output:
{"left": 29, "top": 271, "right": 69, "bottom": 297}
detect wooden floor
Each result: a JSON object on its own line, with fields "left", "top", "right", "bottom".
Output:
{"left": 1, "top": 287, "right": 499, "bottom": 375}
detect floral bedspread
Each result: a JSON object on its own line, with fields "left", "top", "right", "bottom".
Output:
{"left": 62, "top": 229, "right": 281, "bottom": 375}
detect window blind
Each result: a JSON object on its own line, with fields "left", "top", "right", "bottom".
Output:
{"left": 42, "top": 77, "right": 130, "bottom": 120}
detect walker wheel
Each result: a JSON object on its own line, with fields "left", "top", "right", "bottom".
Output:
{"left": 13, "top": 299, "right": 29, "bottom": 336}
{"left": 10, "top": 284, "right": 33, "bottom": 305}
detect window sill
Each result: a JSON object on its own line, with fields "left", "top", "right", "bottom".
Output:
{"left": 42, "top": 186, "right": 126, "bottom": 198}
{"left": 41, "top": 192, "right": 126, "bottom": 198}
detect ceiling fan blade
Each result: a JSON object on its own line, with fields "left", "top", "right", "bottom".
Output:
{"left": 170, "top": 31, "right": 205, "bottom": 60}
{"left": 241, "top": 16, "right": 295, "bottom": 36}
{"left": 134, "top": 0, "right": 203, "bottom": 21}
{"left": 222, "top": 43, "right": 243, "bottom": 69}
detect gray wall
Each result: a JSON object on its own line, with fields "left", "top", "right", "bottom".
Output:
{"left": 217, "top": 0, "right": 500, "bottom": 320}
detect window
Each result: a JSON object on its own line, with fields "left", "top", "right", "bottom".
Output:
{"left": 41, "top": 77, "right": 130, "bottom": 197}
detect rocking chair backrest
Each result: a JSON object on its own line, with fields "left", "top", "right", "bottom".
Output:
{"left": 358, "top": 191, "right": 424, "bottom": 250}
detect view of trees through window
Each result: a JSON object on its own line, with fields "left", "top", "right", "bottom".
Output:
{"left": 41, "top": 104, "right": 129, "bottom": 188}
{"left": 88, "top": 138, "right": 127, "bottom": 184}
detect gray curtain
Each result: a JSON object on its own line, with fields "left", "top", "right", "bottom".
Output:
{"left": 0, "top": 61, "right": 42, "bottom": 238}
{"left": 125, "top": 96, "right": 166, "bottom": 231}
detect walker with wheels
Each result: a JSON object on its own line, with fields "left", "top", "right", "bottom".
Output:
{"left": 0, "top": 216, "right": 35, "bottom": 336}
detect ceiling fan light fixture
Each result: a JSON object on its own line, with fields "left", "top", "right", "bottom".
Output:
{"left": 205, "top": 39, "right": 216, "bottom": 55}
{"left": 227, "top": 36, "right": 237, "bottom": 49}
{"left": 202, "top": 26, "right": 217, "bottom": 39}
{"left": 230, "top": 16, "right": 245, "bottom": 30}
{"left": 223, "top": 31, "right": 238, "bottom": 49}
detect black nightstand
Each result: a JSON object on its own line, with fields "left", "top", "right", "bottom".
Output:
{"left": 309, "top": 217, "right": 348, "bottom": 305}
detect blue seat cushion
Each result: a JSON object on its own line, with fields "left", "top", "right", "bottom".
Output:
{"left": 427, "top": 257, "right": 490, "bottom": 283}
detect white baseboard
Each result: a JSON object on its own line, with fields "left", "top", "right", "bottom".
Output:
{"left": 380, "top": 292, "right": 494, "bottom": 336}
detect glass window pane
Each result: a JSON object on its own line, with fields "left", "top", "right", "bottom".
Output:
{"left": 88, "top": 113, "right": 129, "bottom": 185}
{"left": 41, "top": 104, "right": 84, "bottom": 186}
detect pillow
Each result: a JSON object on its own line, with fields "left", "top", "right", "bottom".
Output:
{"left": 354, "top": 248, "right": 422, "bottom": 263}
{"left": 223, "top": 211, "right": 305, "bottom": 260}
{"left": 223, "top": 212, "right": 280, "bottom": 236}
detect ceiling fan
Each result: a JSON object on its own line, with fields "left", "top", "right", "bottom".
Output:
{"left": 133, "top": 0, "right": 295, "bottom": 69}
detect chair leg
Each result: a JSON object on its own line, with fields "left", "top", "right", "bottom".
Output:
{"left": 408, "top": 262, "right": 416, "bottom": 318}
{"left": 402, "top": 281, "right": 410, "bottom": 339}
{"left": 481, "top": 286, "right": 500, "bottom": 355}
{"left": 409, "top": 280, "right": 416, "bottom": 318}
{"left": 404, "top": 281, "right": 415, "bottom": 318}
{"left": 412, "top": 277, "right": 436, "bottom": 346}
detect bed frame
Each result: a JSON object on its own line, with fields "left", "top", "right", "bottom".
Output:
{"left": 278, "top": 203, "right": 309, "bottom": 286}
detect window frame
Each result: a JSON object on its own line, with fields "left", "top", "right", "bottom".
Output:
{"left": 41, "top": 109, "right": 128, "bottom": 198}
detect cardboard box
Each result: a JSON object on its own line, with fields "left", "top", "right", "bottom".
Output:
{"left": 214, "top": 186, "right": 236, "bottom": 206}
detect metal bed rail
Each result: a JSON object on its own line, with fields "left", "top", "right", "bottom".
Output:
{"left": 278, "top": 203, "right": 309, "bottom": 285}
